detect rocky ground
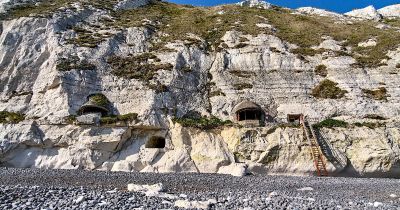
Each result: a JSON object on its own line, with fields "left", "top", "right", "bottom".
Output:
{"left": 0, "top": 168, "right": 399, "bottom": 209}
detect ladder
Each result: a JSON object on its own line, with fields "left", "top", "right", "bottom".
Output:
{"left": 300, "top": 115, "right": 329, "bottom": 177}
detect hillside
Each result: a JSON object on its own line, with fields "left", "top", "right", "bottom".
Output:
{"left": 0, "top": 0, "right": 399, "bottom": 177}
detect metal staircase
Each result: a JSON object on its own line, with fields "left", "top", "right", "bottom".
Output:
{"left": 300, "top": 115, "right": 329, "bottom": 177}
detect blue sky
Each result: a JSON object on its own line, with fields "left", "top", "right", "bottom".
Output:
{"left": 167, "top": 0, "right": 400, "bottom": 13}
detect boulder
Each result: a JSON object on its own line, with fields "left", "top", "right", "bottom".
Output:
{"left": 114, "top": 0, "right": 154, "bottom": 10}
{"left": 76, "top": 113, "right": 101, "bottom": 125}
{"left": 217, "top": 163, "right": 249, "bottom": 177}
{"left": 345, "top": 5, "right": 382, "bottom": 20}
{"left": 237, "top": 0, "right": 272, "bottom": 9}
{"left": 297, "top": 7, "right": 343, "bottom": 18}
{"left": 378, "top": 4, "right": 400, "bottom": 18}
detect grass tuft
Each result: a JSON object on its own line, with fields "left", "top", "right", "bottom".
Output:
{"left": 233, "top": 83, "right": 253, "bottom": 90}
{"left": 313, "top": 119, "right": 348, "bottom": 129}
{"left": 57, "top": 56, "right": 96, "bottom": 71}
{"left": 315, "top": 64, "right": 328, "bottom": 77}
{"left": 100, "top": 113, "right": 138, "bottom": 125}
{"left": 362, "top": 87, "right": 388, "bottom": 101}
{"left": 311, "top": 79, "right": 348, "bottom": 99}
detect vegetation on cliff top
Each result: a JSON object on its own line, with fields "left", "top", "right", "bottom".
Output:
{"left": 4, "top": 1, "right": 400, "bottom": 67}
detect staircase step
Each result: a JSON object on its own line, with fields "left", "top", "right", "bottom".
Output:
{"left": 303, "top": 117, "right": 328, "bottom": 177}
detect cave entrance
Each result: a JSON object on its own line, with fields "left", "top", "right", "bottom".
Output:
{"left": 79, "top": 105, "right": 109, "bottom": 117}
{"left": 237, "top": 109, "right": 262, "bottom": 121}
{"left": 233, "top": 101, "right": 265, "bottom": 126}
{"left": 287, "top": 114, "right": 303, "bottom": 124}
{"left": 145, "top": 136, "right": 166, "bottom": 149}
{"left": 78, "top": 94, "right": 110, "bottom": 117}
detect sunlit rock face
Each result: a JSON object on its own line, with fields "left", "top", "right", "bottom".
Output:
{"left": 0, "top": 0, "right": 399, "bottom": 177}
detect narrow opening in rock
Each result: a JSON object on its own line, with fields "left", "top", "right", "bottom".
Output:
{"left": 233, "top": 101, "right": 265, "bottom": 126}
{"left": 79, "top": 106, "right": 109, "bottom": 117}
{"left": 237, "top": 109, "right": 262, "bottom": 121}
{"left": 145, "top": 137, "right": 166, "bottom": 148}
{"left": 287, "top": 114, "right": 302, "bottom": 124}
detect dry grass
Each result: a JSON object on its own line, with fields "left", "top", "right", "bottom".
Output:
{"left": 311, "top": 79, "right": 348, "bottom": 99}
{"left": 233, "top": 83, "right": 253, "bottom": 90}
{"left": 362, "top": 87, "right": 389, "bottom": 101}
{"left": 315, "top": 65, "right": 328, "bottom": 77}
{"left": 5, "top": 1, "right": 400, "bottom": 67}
{"left": 0, "top": 111, "right": 25, "bottom": 124}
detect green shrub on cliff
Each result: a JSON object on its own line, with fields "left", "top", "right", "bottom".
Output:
{"left": 362, "top": 87, "right": 389, "bottom": 101}
{"left": 0, "top": 111, "right": 25, "bottom": 124}
{"left": 313, "top": 119, "right": 348, "bottom": 129}
{"left": 100, "top": 113, "right": 138, "bottom": 125}
{"left": 89, "top": 94, "right": 110, "bottom": 107}
{"left": 173, "top": 115, "right": 232, "bottom": 130}
{"left": 315, "top": 65, "right": 328, "bottom": 77}
{"left": 311, "top": 80, "right": 348, "bottom": 99}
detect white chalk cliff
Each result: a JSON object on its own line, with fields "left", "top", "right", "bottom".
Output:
{"left": 345, "top": 5, "right": 382, "bottom": 20}
{"left": 0, "top": 0, "right": 399, "bottom": 177}
{"left": 378, "top": 4, "right": 400, "bottom": 18}
{"left": 237, "top": 0, "right": 272, "bottom": 9}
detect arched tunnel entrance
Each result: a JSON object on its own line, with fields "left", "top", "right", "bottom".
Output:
{"left": 233, "top": 101, "right": 265, "bottom": 126}
{"left": 145, "top": 136, "right": 166, "bottom": 149}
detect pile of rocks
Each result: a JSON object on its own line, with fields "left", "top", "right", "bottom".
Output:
{"left": 0, "top": 168, "right": 399, "bottom": 209}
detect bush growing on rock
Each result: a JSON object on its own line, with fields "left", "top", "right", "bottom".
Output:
{"left": 353, "top": 122, "right": 385, "bottom": 129}
{"left": 172, "top": 116, "right": 232, "bottom": 130}
{"left": 209, "top": 90, "right": 226, "bottom": 97}
{"left": 64, "top": 115, "right": 77, "bottom": 124}
{"left": 100, "top": 113, "right": 138, "bottom": 125}
{"left": 0, "top": 111, "right": 25, "bottom": 124}
{"left": 107, "top": 54, "right": 173, "bottom": 81}
{"left": 315, "top": 65, "right": 328, "bottom": 77}
{"left": 363, "top": 114, "right": 387, "bottom": 120}
{"left": 233, "top": 83, "right": 253, "bottom": 90}
{"left": 313, "top": 119, "right": 348, "bottom": 129}
{"left": 362, "top": 87, "right": 388, "bottom": 101}
{"left": 89, "top": 94, "right": 110, "bottom": 107}
{"left": 311, "top": 80, "right": 348, "bottom": 99}
{"left": 229, "top": 70, "right": 255, "bottom": 78}
{"left": 56, "top": 56, "right": 96, "bottom": 71}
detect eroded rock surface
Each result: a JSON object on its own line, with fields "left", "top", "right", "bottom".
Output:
{"left": 0, "top": 1, "right": 399, "bottom": 177}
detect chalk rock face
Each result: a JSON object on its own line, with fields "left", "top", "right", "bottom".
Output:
{"left": 345, "top": 5, "right": 382, "bottom": 20}
{"left": 296, "top": 7, "right": 343, "bottom": 18}
{"left": 237, "top": 0, "right": 272, "bottom": 9}
{"left": 378, "top": 4, "right": 400, "bottom": 18}
{"left": 218, "top": 163, "right": 248, "bottom": 176}
{"left": 76, "top": 113, "right": 101, "bottom": 125}
{"left": 114, "top": 0, "right": 154, "bottom": 10}
{"left": 0, "top": 1, "right": 399, "bottom": 178}
{"left": 0, "top": 0, "right": 10, "bottom": 13}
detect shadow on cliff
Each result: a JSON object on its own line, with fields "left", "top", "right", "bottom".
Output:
{"left": 314, "top": 129, "right": 348, "bottom": 173}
